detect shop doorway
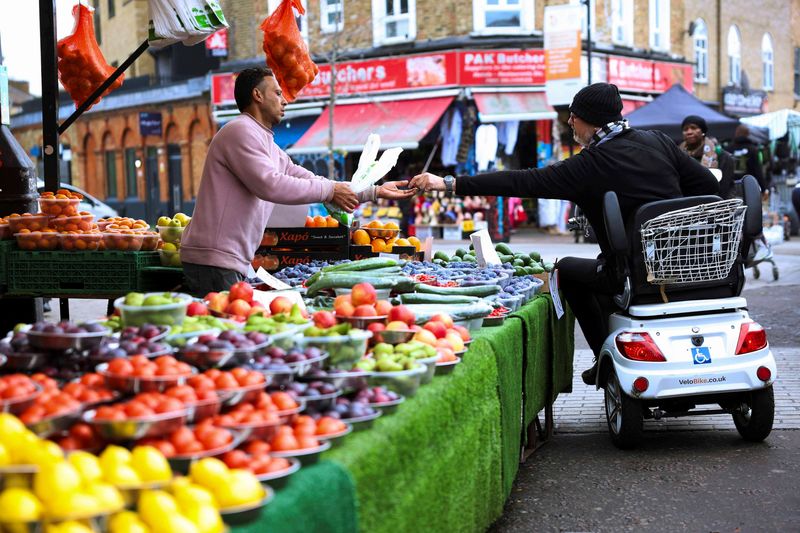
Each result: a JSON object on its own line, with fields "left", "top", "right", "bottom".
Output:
{"left": 167, "top": 144, "right": 183, "bottom": 215}
{"left": 145, "top": 146, "right": 160, "bottom": 223}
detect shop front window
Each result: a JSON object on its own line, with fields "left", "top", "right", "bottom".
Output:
{"left": 124, "top": 148, "right": 138, "bottom": 198}
{"left": 473, "top": 0, "right": 534, "bottom": 35}
{"left": 728, "top": 25, "right": 741, "bottom": 86}
{"left": 762, "top": 33, "right": 774, "bottom": 91}
{"left": 649, "top": 0, "right": 670, "bottom": 51}
{"left": 693, "top": 19, "right": 708, "bottom": 83}
{"left": 320, "top": 0, "right": 343, "bottom": 33}
{"left": 104, "top": 150, "right": 117, "bottom": 199}
{"left": 372, "top": 0, "right": 416, "bottom": 45}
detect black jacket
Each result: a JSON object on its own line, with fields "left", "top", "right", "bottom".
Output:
{"left": 455, "top": 128, "right": 719, "bottom": 256}
{"left": 729, "top": 136, "right": 766, "bottom": 191}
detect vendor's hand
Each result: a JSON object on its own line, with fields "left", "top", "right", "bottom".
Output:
{"left": 377, "top": 181, "right": 416, "bottom": 200}
{"left": 409, "top": 173, "right": 445, "bottom": 193}
{"left": 331, "top": 182, "right": 359, "bottom": 213}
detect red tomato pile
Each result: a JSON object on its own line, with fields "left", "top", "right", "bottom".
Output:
{"left": 53, "top": 422, "right": 106, "bottom": 452}
{"left": 138, "top": 420, "right": 235, "bottom": 457}
{"left": 190, "top": 368, "right": 265, "bottom": 391}
{"left": 105, "top": 355, "right": 193, "bottom": 378}
{"left": 221, "top": 440, "right": 293, "bottom": 476}
{"left": 93, "top": 392, "right": 184, "bottom": 421}
{"left": 0, "top": 374, "right": 38, "bottom": 401}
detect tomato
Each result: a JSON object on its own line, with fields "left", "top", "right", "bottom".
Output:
{"left": 214, "top": 373, "right": 239, "bottom": 390}
{"left": 155, "top": 397, "right": 184, "bottom": 414}
{"left": 134, "top": 366, "right": 156, "bottom": 378}
{"left": 129, "top": 355, "right": 150, "bottom": 368}
{"left": 155, "top": 355, "right": 178, "bottom": 368}
{"left": 213, "top": 414, "right": 238, "bottom": 427}
{"left": 296, "top": 435, "right": 319, "bottom": 449}
{"left": 145, "top": 440, "right": 176, "bottom": 458}
{"left": 69, "top": 423, "right": 95, "bottom": 442}
{"left": 107, "top": 358, "right": 134, "bottom": 375}
{"left": 270, "top": 433, "right": 299, "bottom": 451}
{"left": 170, "top": 426, "right": 195, "bottom": 449}
{"left": 241, "top": 372, "right": 266, "bottom": 387}
{"left": 175, "top": 440, "right": 204, "bottom": 455}
{"left": 57, "top": 436, "right": 81, "bottom": 451}
{"left": 271, "top": 392, "right": 297, "bottom": 410}
{"left": 204, "top": 369, "right": 222, "bottom": 380}
{"left": 165, "top": 385, "right": 197, "bottom": 403}
{"left": 294, "top": 423, "right": 316, "bottom": 436}
{"left": 222, "top": 450, "right": 250, "bottom": 469}
{"left": 317, "top": 417, "right": 345, "bottom": 435}
{"left": 230, "top": 368, "right": 249, "bottom": 383}
{"left": 80, "top": 373, "right": 105, "bottom": 388}
{"left": 125, "top": 402, "right": 155, "bottom": 418}
{"left": 244, "top": 440, "right": 271, "bottom": 456}
{"left": 200, "top": 428, "right": 232, "bottom": 450}
{"left": 188, "top": 375, "right": 216, "bottom": 392}
{"left": 265, "top": 457, "right": 291, "bottom": 472}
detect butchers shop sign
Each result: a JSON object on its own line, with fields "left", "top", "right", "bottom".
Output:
{"left": 608, "top": 56, "right": 694, "bottom": 93}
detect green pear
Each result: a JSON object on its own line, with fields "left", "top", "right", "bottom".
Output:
{"left": 355, "top": 358, "right": 376, "bottom": 371}
{"left": 423, "top": 345, "right": 437, "bottom": 357}
{"left": 373, "top": 343, "right": 394, "bottom": 357}
{"left": 124, "top": 292, "right": 145, "bottom": 306}
{"left": 143, "top": 295, "right": 171, "bottom": 307}
{"left": 377, "top": 359, "right": 403, "bottom": 372}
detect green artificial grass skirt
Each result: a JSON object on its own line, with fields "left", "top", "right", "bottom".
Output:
{"left": 512, "top": 297, "right": 553, "bottom": 428}
{"left": 326, "top": 343, "right": 506, "bottom": 533}
{"left": 232, "top": 461, "right": 358, "bottom": 533}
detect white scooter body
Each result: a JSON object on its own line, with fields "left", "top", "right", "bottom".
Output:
{"left": 599, "top": 297, "right": 777, "bottom": 401}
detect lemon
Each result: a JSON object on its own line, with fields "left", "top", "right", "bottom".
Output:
{"left": 161, "top": 242, "right": 177, "bottom": 252}
{"left": 46, "top": 520, "right": 94, "bottom": 533}
{"left": 0, "top": 413, "right": 27, "bottom": 446}
{"left": 99, "top": 446, "right": 132, "bottom": 473}
{"left": 28, "top": 440, "right": 64, "bottom": 467}
{"left": 46, "top": 491, "right": 101, "bottom": 519}
{"left": 103, "top": 464, "right": 142, "bottom": 487}
{"left": 188, "top": 458, "right": 229, "bottom": 490}
{"left": 131, "top": 446, "right": 172, "bottom": 484}
{"left": 174, "top": 483, "right": 216, "bottom": 510}
{"left": 85, "top": 482, "right": 124, "bottom": 512}
{"left": 109, "top": 511, "right": 150, "bottom": 533}
{"left": 6, "top": 429, "right": 40, "bottom": 464}
{"left": 0, "top": 443, "right": 10, "bottom": 466}
{"left": 138, "top": 490, "right": 179, "bottom": 527}
{"left": 182, "top": 504, "right": 224, "bottom": 533}
{"left": 34, "top": 462, "right": 82, "bottom": 503}
{"left": 214, "top": 469, "right": 264, "bottom": 508}
{"left": 150, "top": 514, "right": 199, "bottom": 533}
{"left": 68, "top": 451, "right": 103, "bottom": 485}
{"left": 0, "top": 487, "right": 43, "bottom": 521}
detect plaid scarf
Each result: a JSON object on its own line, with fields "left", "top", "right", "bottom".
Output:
{"left": 590, "top": 119, "right": 631, "bottom": 147}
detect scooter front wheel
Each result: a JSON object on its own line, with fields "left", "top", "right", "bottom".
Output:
{"left": 604, "top": 368, "right": 644, "bottom": 449}
{"left": 733, "top": 386, "right": 774, "bottom": 442}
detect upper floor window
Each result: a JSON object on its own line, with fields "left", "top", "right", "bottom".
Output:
{"left": 762, "top": 33, "right": 774, "bottom": 91}
{"left": 473, "top": 0, "right": 535, "bottom": 35}
{"left": 268, "top": 0, "right": 308, "bottom": 42}
{"left": 611, "top": 0, "right": 633, "bottom": 46}
{"left": 320, "top": 0, "right": 344, "bottom": 33}
{"left": 107, "top": 0, "right": 115, "bottom": 18}
{"left": 649, "top": 0, "right": 669, "bottom": 51}
{"left": 728, "top": 25, "right": 742, "bottom": 85}
{"left": 692, "top": 18, "right": 708, "bottom": 83}
{"left": 372, "top": 0, "right": 416, "bottom": 46}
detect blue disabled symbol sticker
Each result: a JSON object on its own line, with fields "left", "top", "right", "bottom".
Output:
{"left": 691, "top": 347, "right": 711, "bottom": 365}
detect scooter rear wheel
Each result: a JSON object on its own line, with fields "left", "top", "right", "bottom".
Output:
{"left": 733, "top": 386, "right": 774, "bottom": 442}
{"left": 604, "top": 368, "right": 644, "bottom": 449}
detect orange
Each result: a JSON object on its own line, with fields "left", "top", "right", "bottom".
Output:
{"left": 352, "top": 229, "right": 370, "bottom": 245}
{"left": 366, "top": 220, "right": 383, "bottom": 229}
{"left": 371, "top": 238, "right": 386, "bottom": 253}
{"left": 326, "top": 216, "right": 339, "bottom": 228}
{"left": 384, "top": 221, "right": 399, "bottom": 230}
{"left": 313, "top": 215, "right": 327, "bottom": 227}
{"left": 408, "top": 236, "right": 421, "bottom": 251}
{"left": 395, "top": 238, "right": 411, "bottom": 247}
{"left": 305, "top": 216, "right": 314, "bottom": 228}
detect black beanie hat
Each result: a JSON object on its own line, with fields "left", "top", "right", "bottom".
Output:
{"left": 569, "top": 83, "right": 623, "bottom": 126}
{"left": 681, "top": 115, "right": 708, "bottom": 134}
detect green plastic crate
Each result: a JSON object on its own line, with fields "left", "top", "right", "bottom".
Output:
{"left": 0, "top": 240, "right": 14, "bottom": 292}
{"left": 7, "top": 250, "right": 160, "bottom": 296}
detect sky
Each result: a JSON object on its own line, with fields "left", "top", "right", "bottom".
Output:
{"left": 1, "top": 0, "right": 81, "bottom": 96}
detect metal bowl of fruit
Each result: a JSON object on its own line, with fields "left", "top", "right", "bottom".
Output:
{"left": 276, "top": 400, "right": 305, "bottom": 425}
{"left": 219, "top": 487, "right": 275, "bottom": 526}
{"left": 337, "top": 314, "right": 388, "bottom": 330}
{"left": 25, "top": 407, "right": 83, "bottom": 439}
{"left": 2, "top": 351, "right": 49, "bottom": 372}
{"left": 26, "top": 323, "right": 111, "bottom": 351}
{"left": 377, "top": 329, "right": 416, "bottom": 344}
{"left": 254, "top": 457, "right": 301, "bottom": 490}
{"left": 0, "top": 464, "right": 37, "bottom": 492}
{"left": 83, "top": 408, "right": 188, "bottom": 441}
{"left": 315, "top": 422, "right": 353, "bottom": 447}
{"left": 435, "top": 356, "right": 462, "bottom": 376}
{"left": 184, "top": 396, "right": 223, "bottom": 424}
{"left": 177, "top": 346, "right": 236, "bottom": 369}
{"left": 417, "top": 354, "right": 439, "bottom": 385}
{"left": 95, "top": 363, "right": 197, "bottom": 394}
{"left": 217, "top": 382, "right": 268, "bottom": 408}
{"left": 216, "top": 418, "right": 283, "bottom": 444}
{"left": 270, "top": 440, "right": 332, "bottom": 466}
{"left": 0, "top": 383, "right": 43, "bottom": 416}
{"left": 340, "top": 410, "right": 382, "bottom": 431}
{"left": 298, "top": 368, "right": 370, "bottom": 394}
{"left": 366, "top": 363, "right": 427, "bottom": 397}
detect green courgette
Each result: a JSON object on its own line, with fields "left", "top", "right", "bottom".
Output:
{"left": 416, "top": 284, "right": 500, "bottom": 297}
{"left": 321, "top": 257, "right": 398, "bottom": 273}
{"left": 398, "top": 293, "right": 480, "bottom": 305}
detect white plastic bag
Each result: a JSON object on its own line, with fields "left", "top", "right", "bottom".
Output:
{"left": 148, "top": 0, "right": 228, "bottom": 49}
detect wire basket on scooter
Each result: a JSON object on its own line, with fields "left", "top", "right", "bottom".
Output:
{"left": 640, "top": 199, "right": 746, "bottom": 285}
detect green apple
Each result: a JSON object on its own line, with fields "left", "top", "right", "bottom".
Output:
{"left": 157, "top": 216, "right": 172, "bottom": 227}
{"left": 169, "top": 217, "right": 182, "bottom": 228}
{"left": 142, "top": 295, "right": 172, "bottom": 307}
{"left": 174, "top": 213, "right": 191, "bottom": 226}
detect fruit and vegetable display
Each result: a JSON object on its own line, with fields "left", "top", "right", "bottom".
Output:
{"left": 0, "top": 237, "right": 554, "bottom": 528}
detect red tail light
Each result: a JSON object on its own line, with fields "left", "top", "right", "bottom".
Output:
{"left": 615, "top": 332, "right": 666, "bottom": 362}
{"left": 735, "top": 322, "right": 768, "bottom": 355}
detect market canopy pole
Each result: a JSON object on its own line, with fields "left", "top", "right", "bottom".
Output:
{"left": 58, "top": 40, "right": 149, "bottom": 135}
{"left": 39, "top": 0, "right": 60, "bottom": 192}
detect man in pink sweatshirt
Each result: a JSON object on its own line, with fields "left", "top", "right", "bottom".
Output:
{"left": 181, "top": 67, "right": 413, "bottom": 296}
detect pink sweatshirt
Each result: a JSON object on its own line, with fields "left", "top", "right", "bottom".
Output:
{"left": 181, "top": 114, "right": 371, "bottom": 274}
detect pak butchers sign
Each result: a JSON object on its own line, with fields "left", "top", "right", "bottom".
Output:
{"left": 211, "top": 49, "right": 546, "bottom": 105}
{"left": 608, "top": 56, "right": 693, "bottom": 93}
{"left": 722, "top": 87, "right": 767, "bottom": 116}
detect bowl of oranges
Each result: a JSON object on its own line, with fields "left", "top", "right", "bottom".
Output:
{"left": 304, "top": 215, "right": 340, "bottom": 228}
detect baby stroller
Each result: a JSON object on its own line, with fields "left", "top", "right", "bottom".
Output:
{"left": 734, "top": 176, "right": 779, "bottom": 281}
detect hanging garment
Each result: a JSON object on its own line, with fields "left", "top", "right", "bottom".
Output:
{"left": 440, "top": 108, "right": 463, "bottom": 167}
{"left": 496, "top": 121, "right": 520, "bottom": 156}
{"left": 457, "top": 106, "right": 477, "bottom": 164}
{"left": 475, "top": 124, "right": 498, "bottom": 172}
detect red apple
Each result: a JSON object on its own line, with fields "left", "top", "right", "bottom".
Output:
{"left": 423, "top": 321, "right": 448, "bottom": 339}
{"left": 374, "top": 300, "right": 392, "bottom": 316}
{"left": 353, "top": 304, "right": 377, "bottom": 317}
{"left": 206, "top": 292, "right": 229, "bottom": 313}
{"left": 335, "top": 302, "right": 355, "bottom": 318}
{"left": 413, "top": 329, "right": 437, "bottom": 346}
{"left": 269, "top": 296, "right": 293, "bottom": 315}
{"left": 313, "top": 311, "right": 337, "bottom": 329}
{"left": 248, "top": 303, "right": 268, "bottom": 317}
{"left": 226, "top": 299, "right": 252, "bottom": 317}
{"left": 367, "top": 322, "right": 386, "bottom": 333}
{"left": 350, "top": 283, "right": 378, "bottom": 307}
{"left": 229, "top": 282, "right": 254, "bottom": 304}
{"left": 186, "top": 301, "right": 209, "bottom": 317}
{"left": 452, "top": 325, "right": 471, "bottom": 342}
{"left": 388, "top": 305, "right": 416, "bottom": 326}
{"left": 430, "top": 313, "right": 454, "bottom": 329}
{"left": 386, "top": 321, "right": 411, "bottom": 331}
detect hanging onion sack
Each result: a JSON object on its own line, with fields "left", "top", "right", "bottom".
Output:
{"left": 57, "top": 1, "right": 124, "bottom": 110}
{"left": 260, "top": 0, "right": 319, "bottom": 102}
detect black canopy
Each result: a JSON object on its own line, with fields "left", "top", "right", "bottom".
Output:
{"left": 625, "top": 84, "right": 740, "bottom": 141}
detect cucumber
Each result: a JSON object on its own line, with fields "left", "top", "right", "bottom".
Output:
{"left": 321, "top": 257, "right": 398, "bottom": 273}
{"left": 416, "top": 284, "right": 500, "bottom": 297}
{"left": 434, "top": 251, "right": 450, "bottom": 262}
{"left": 306, "top": 264, "right": 401, "bottom": 287}
{"left": 399, "top": 293, "right": 480, "bottom": 305}
{"left": 306, "top": 273, "right": 414, "bottom": 296}
{"left": 400, "top": 302, "right": 493, "bottom": 324}
{"left": 495, "top": 243, "right": 513, "bottom": 256}
{"left": 529, "top": 251, "right": 541, "bottom": 262}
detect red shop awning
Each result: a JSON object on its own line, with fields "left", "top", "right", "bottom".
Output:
{"left": 473, "top": 91, "right": 557, "bottom": 123}
{"left": 288, "top": 96, "right": 455, "bottom": 154}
